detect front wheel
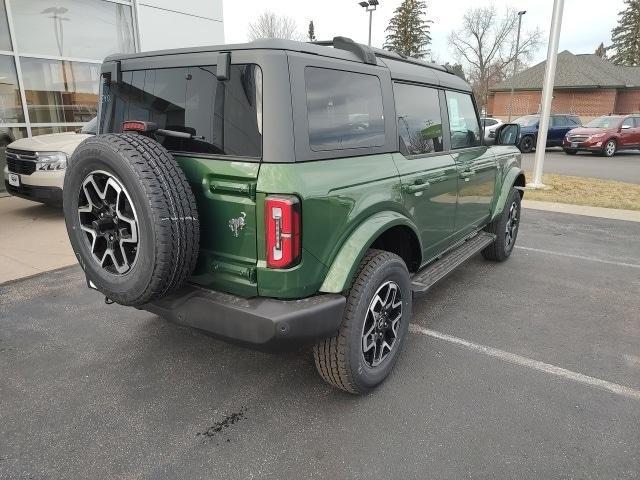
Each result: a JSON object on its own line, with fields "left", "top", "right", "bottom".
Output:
{"left": 313, "top": 250, "right": 412, "bottom": 395}
{"left": 482, "top": 188, "right": 521, "bottom": 262}
{"left": 519, "top": 136, "right": 535, "bottom": 153}
{"left": 602, "top": 139, "right": 617, "bottom": 157}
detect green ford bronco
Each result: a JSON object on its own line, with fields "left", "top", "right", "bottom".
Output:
{"left": 63, "top": 37, "right": 524, "bottom": 394}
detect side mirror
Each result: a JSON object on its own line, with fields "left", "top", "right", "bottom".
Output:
{"left": 494, "top": 123, "right": 521, "bottom": 146}
{"left": 621, "top": 124, "right": 631, "bottom": 130}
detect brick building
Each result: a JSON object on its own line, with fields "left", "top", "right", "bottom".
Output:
{"left": 488, "top": 51, "right": 640, "bottom": 122}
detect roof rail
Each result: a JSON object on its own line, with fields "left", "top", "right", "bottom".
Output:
{"left": 311, "top": 37, "right": 377, "bottom": 65}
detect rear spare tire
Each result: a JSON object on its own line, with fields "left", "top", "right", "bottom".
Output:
{"left": 63, "top": 133, "right": 199, "bottom": 307}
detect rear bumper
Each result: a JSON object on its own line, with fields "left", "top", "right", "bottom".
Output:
{"left": 140, "top": 285, "right": 346, "bottom": 351}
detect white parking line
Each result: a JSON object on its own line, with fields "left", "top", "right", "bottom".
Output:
{"left": 516, "top": 246, "right": 640, "bottom": 269}
{"left": 409, "top": 324, "right": 640, "bottom": 401}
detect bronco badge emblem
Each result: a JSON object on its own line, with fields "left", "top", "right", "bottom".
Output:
{"left": 229, "top": 212, "right": 247, "bottom": 237}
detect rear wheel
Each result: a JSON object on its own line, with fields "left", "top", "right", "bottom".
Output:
{"left": 602, "top": 139, "right": 617, "bottom": 157}
{"left": 313, "top": 250, "right": 412, "bottom": 394}
{"left": 482, "top": 188, "right": 521, "bottom": 262}
{"left": 63, "top": 133, "right": 199, "bottom": 307}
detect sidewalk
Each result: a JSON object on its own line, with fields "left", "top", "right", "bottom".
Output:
{"left": 522, "top": 199, "right": 640, "bottom": 223}
{"left": 0, "top": 196, "right": 76, "bottom": 284}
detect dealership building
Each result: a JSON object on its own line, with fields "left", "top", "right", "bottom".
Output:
{"left": 0, "top": 0, "right": 224, "bottom": 193}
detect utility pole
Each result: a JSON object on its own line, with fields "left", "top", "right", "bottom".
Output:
{"left": 507, "top": 11, "right": 526, "bottom": 122}
{"left": 529, "top": 0, "right": 564, "bottom": 189}
{"left": 358, "top": 0, "right": 379, "bottom": 47}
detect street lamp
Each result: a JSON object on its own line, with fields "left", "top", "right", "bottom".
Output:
{"left": 358, "top": 0, "right": 379, "bottom": 47}
{"left": 507, "top": 10, "right": 526, "bottom": 122}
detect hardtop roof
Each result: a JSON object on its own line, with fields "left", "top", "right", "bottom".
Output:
{"left": 104, "top": 37, "right": 471, "bottom": 92}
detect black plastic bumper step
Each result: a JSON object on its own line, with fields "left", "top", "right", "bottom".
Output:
{"left": 411, "top": 231, "right": 496, "bottom": 294}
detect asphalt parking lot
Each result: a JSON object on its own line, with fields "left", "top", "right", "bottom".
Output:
{"left": 520, "top": 148, "right": 640, "bottom": 184}
{"left": 1, "top": 209, "right": 639, "bottom": 479}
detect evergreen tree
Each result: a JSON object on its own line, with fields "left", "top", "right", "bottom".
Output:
{"left": 595, "top": 42, "right": 608, "bottom": 59}
{"left": 611, "top": 0, "right": 640, "bottom": 66}
{"left": 308, "top": 20, "right": 317, "bottom": 42}
{"left": 383, "top": 0, "right": 432, "bottom": 59}
{"left": 444, "top": 63, "right": 466, "bottom": 80}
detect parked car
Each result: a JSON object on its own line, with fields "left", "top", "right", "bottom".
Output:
{"left": 63, "top": 38, "right": 525, "bottom": 394}
{"left": 513, "top": 113, "right": 582, "bottom": 153}
{"left": 481, "top": 117, "right": 504, "bottom": 145}
{"left": 563, "top": 114, "right": 640, "bottom": 157}
{"left": 3, "top": 118, "right": 97, "bottom": 205}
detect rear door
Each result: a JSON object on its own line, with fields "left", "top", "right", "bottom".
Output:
{"left": 444, "top": 90, "right": 497, "bottom": 233}
{"left": 548, "top": 116, "right": 569, "bottom": 146}
{"left": 101, "top": 54, "right": 270, "bottom": 297}
{"left": 619, "top": 117, "right": 636, "bottom": 147}
{"left": 633, "top": 117, "right": 640, "bottom": 146}
{"left": 392, "top": 83, "right": 458, "bottom": 261}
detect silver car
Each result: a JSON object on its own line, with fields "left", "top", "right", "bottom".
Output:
{"left": 481, "top": 117, "right": 504, "bottom": 145}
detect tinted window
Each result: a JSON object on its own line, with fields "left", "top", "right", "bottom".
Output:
{"left": 394, "top": 83, "right": 443, "bottom": 155}
{"left": 445, "top": 91, "right": 481, "bottom": 149}
{"left": 514, "top": 115, "right": 539, "bottom": 127}
{"left": 101, "top": 64, "right": 262, "bottom": 158}
{"left": 305, "top": 67, "right": 385, "bottom": 151}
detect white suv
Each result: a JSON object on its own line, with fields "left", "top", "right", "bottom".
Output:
{"left": 4, "top": 118, "right": 96, "bottom": 205}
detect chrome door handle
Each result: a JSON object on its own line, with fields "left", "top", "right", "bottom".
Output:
{"left": 459, "top": 170, "right": 476, "bottom": 179}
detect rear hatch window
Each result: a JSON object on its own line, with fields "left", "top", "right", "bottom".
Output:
{"left": 100, "top": 64, "right": 262, "bottom": 158}
{"left": 100, "top": 64, "right": 263, "bottom": 297}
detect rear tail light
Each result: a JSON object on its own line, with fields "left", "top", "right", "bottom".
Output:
{"left": 265, "top": 195, "right": 301, "bottom": 269}
{"left": 122, "top": 120, "right": 157, "bottom": 133}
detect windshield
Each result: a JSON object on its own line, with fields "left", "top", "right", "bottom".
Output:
{"left": 584, "top": 116, "right": 623, "bottom": 129}
{"left": 80, "top": 117, "right": 98, "bottom": 134}
{"left": 513, "top": 116, "right": 539, "bottom": 127}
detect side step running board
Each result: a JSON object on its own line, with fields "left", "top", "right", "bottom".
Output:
{"left": 411, "top": 231, "right": 496, "bottom": 295}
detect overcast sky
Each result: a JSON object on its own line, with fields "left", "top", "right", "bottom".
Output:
{"left": 223, "top": 0, "right": 625, "bottom": 66}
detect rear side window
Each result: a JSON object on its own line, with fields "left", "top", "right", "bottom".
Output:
{"left": 633, "top": 118, "right": 640, "bottom": 127}
{"left": 622, "top": 118, "right": 635, "bottom": 128}
{"left": 304, "top": 67, "right": 385, "bottom": 151}
{"left": 101, "top": 64, "right": 263, "bottom": 158}
{"left": 394, "top": 83, "right": 443, "bottom": 155}
{"left": 445, "top": 91, "right": 481, "bottom": 149}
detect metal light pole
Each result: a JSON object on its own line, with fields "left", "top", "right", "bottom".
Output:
{"left": 529, "top": 0, "right": 565, "bottom": 189}
{"left": 507, "top": 10, "right": 526, "bottom": 122}
{"left": 359, "top": 0, "right": 379, "bottom": 47}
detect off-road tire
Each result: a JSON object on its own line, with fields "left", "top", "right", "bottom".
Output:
{"left": 313, "top": 250, "right": 412, "bottom": 395}
{"left": 482, "top": 187, "right": 521, "bottom": 262}
{"left": 63, "top": 133, "right": 199, "bottom": 306}
{"left": 519, "top": 135, "right": 535, "bottom": 153}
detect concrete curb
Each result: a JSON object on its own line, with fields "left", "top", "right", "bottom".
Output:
{"left": 523, "top": 200, "right": 640, "bottom": 223}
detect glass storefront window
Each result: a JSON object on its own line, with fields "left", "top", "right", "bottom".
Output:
{"left": 0, "top": 55, "right": 24, "bottom": 123}
{"left": 9, "top": 0, "right": 135, "bottom": 60}
{"left": 31, "top": 125, "right": 80, "bottom": 136}
{"left": 0, "top": 0, "right": 11, "bottom": 51}
{"left": 0, "top": 126, "right": 27, "bottom": 193}
{"left": 21, "top": 58, "right": 99, "bottom": 124}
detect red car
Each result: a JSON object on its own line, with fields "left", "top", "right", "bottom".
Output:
{"left": 563, "top": 114, "right": 640, "bottom": 157}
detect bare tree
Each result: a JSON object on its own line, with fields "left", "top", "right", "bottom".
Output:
{"left": 448, "top": 7, "right": 543, "bottom": 109}
{"left": 248, "top": 11, "right": 303, "bottom": 41}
